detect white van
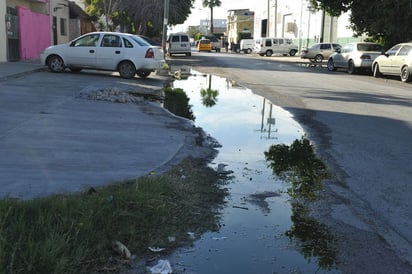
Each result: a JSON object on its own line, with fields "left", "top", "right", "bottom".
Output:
{"left": 254, "top": 37, "right": 298, "bottom": 57}
{"left": 240, "top": 39, "right": 254, "bottom": 54}
{"left": 167, "top": 33, "right": 191, "bottom": 56}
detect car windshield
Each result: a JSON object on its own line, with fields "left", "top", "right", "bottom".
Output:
{"left": 357, "top": 43, "right": 383, "bottom": 52}
{"left": 131, "top": 35, "right": 151, "bottom": 46}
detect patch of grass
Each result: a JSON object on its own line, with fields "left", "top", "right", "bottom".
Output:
{"left": 0, "top": 158, "right": 227, "bottom": 273}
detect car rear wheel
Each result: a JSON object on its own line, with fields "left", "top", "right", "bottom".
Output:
{"left": 314, "top": 54, "right": 323, "bottom": 63}
{"left": 47, "top": 55, "right": 65, "bottom": 73}
{"left": 289, "top": 49, "right": 297, "bottom": 56}
{"left": 373, "top": 63, "right": 382, "bottom": 78}
{"left": 347, "top": 60, "right": 356, "bottom": 74}
{"left": 327, "top": 59, "right": 336, "bottom": 71}
{"left": 118, "top": 61, "right": 136, "bottom": 79}
{"left": 136, "top": 70, "right": 151, "bottom": 78}
{"left": 266, "top": 50, "right": 273, "bottom": 57}
{"left": 401, "top": 66, "right": 411, "bottom": 82}
{"left": 246, "top": 48, "right": 252, "bottom": 54}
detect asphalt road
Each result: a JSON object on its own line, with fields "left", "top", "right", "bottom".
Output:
{"left": 170, "top": 51, "right": 412, "bottom": 273}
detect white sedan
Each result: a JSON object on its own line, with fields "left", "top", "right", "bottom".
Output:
{"left": 327, "top": 42, "right": 384, "bottom": 74}
{"left": 40, "top": 32, "right": 165, "bottom": 79}
{"left": 372, "top": 42, "right": 412, "bottom": 82}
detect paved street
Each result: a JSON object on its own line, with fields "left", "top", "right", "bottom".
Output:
{"left": 172, "top": 51, "right": 412, "bottom": 273}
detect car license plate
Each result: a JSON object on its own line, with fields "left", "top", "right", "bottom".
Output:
{"left": 181, "top": 44, "right": 186, "bottom": 47}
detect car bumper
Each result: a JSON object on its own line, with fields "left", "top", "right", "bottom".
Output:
{"left": 355, "top": 59, "right": 374, "bottom": 68}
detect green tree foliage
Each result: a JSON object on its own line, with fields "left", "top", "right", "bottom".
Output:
{"left": 84, "top": 0, "right": 195, "bottom": 37}
{"left": 202, "top": 0, "right": 222, "bottom": 33}
{"left": 187, "top": 25, "right": 201, "bottom": 39}
{"left": 309, "top": 0, "right": 412, "bottom": 48}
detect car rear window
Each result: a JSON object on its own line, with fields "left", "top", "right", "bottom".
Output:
{"left": 181, "top": 36, "right": 189, "bottom": 42}
{"left": 131, "top": 35, "right": 151, "bottom": 46}
{"left": 320, "top": 44, "right": 331, "bottom": 50}
{"left": 357, "top": 43, "right": 383, "bottom": 52}
{"left": 123, "top": 38, "right": 133, "bottom": 48}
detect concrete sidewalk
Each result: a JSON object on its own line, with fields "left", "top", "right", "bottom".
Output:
{"left": 0, "top": 60, "right": 45, "bottom": 81}
{"left": 0, "top": 61, "right": 215, "bottom": 199}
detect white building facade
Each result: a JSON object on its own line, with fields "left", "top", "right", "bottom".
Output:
{"left": 253, "top": 0, "right": 358, "bottom": 52}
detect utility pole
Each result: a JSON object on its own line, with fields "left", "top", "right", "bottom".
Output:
{"left": 162, "top": 0, "right": 169, "bottom": 57}
{"left": 267, "top": 0, "right": 270, "bottom": 37}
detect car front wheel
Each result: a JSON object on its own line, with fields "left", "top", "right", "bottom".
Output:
{"left": 289, "top": 49, "right": 297, "bottom": 56}
{"left": 47, "top": 55, "right": 65, "bottom": 73}
{"left": 118, "top": 61, "right": 136, "bottom": 79}
{"left": 373, "top": 63, "right": 382, "bottom": 78}
{"left": 327, "top": 59, "right": 336, "bottom": 71}
{"left": 401, "top": 66, "right": 411, "bottom": 82}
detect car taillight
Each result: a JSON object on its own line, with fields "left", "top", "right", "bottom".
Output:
{"left": 360, "top": 54, "right": 371, "bottom": 60}
{"left": 145, "top": 48, "right": 154, "bottom": 58}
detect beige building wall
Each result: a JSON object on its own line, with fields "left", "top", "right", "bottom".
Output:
{"left": 227, "top": 9, "right": 254, "bottom": 44}
{"left": 50, "top": 0, "right": 70, "bottom": 44}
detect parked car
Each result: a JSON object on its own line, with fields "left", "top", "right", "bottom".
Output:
{"left": 240, "top": 39, "right": 254, "bottom": 54}
{"left": 40, "top": 32, "right": 165, "bottom": 79}
{"left": 327, "top": 42, "right": 384, "bottom": 74}
{"left": 201, "top": 35, "right": 221, "bottom": 52}
{"left": 198, "top": 39, "right": 212, "bottom": 52}
{"left": 254, "top": 37, "right": 298, "bottom": 56}
{"left": 301, "top": 42, "right": 342, "bottom": 63}
{"left": 166, "top": 32, "right": 191, "bottom": 56}
{"left": 372, "top": 42, "right": 412, "bottom": 82}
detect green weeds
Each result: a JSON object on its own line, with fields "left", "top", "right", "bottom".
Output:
{"left": 0, "top": 158, "right": 227, "bottom": 273}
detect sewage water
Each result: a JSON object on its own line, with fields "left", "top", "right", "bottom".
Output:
{"left": 167, "top": 71, "right": 340, "bottom": 274}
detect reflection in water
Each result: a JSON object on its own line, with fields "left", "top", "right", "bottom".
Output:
{"left": 264, "top": 138, "right": 327, "bottom": 200}
{"left": 265, "top": 138, "right": 338, "bottom": 270}
{"left": 287, "top": 202, "right": 338, "bottom": 271}
{"left": 166, "top": 71, "right": 340, "bottom": 273}
{"left": 163, "top": 87, "right": 195, "bottom": 121}
{"left": 200, "top": 74, "right": 219, "bottom": 107}
{"left": 260, "top": 98, "right": 278, "bottom": 140}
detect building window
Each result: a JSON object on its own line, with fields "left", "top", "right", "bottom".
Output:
{"left": 60, "top": 18, "right": 67, "bottom": 36}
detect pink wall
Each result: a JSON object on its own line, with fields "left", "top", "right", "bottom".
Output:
{"left": 18, "top": 6, "right": 51, "bottom": 60}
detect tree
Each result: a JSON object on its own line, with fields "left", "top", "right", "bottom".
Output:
{"left": 84, "top": 0, "right": 195, "bottom": 37}
{"left": 309, "top": 0, "right": 412, "bottom": 48}
{"left": 202, "top": 0, "right": 222, "bottom": 34}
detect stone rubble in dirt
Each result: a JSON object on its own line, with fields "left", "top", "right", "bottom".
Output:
{"left": 78, "top": 87, "right": 144, "bottom": 104}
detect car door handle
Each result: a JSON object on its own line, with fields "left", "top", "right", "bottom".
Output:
{"left": 89, "top": 50, "right": 95, "bottom": 53}
{"left": 115, "top": 51, "right": 120, "bottom": 54}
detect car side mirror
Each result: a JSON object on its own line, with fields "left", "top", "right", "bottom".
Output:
{"left": 335, "top": 48, "right": 341, "bottom": 54}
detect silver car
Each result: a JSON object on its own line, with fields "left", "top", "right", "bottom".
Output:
{"left": 372, "top": 42, "right": 412, "bottom": 82}
{"left": 301, "top": 42, "right": 341, "bottom": 63}
{"left": 40, "top": 32, "right": 165, "bottom": 79}
{"left": 327, "top": 42, "right": 384, "bottom": 74}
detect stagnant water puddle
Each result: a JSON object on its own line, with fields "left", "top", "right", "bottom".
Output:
{"left": 163, "top": 70, "right": 340, "bottom": 274}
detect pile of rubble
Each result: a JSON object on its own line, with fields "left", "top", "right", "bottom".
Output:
{"left": 78, "top": 87, "right": 145, "bottom": 104}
